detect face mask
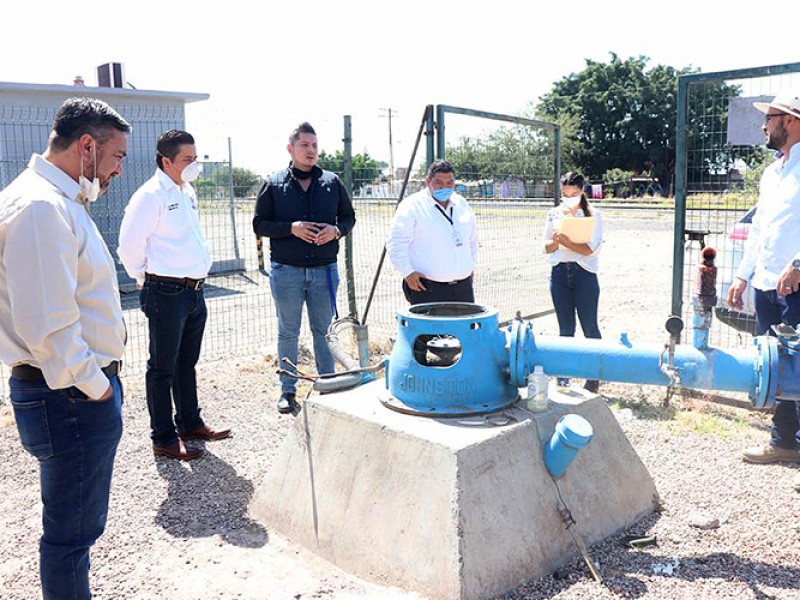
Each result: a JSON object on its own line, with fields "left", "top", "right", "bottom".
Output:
{"left": 562, "top": 195, "right": 582, "bottom": 209}
{"left": 180, "top": 161, "right": 201, "bottom": 183}
{"left": 432, "top": 187, "right": 453, "bottom": 202}
{"left": 78, "top": 143, "right": 100, "bottom": 204}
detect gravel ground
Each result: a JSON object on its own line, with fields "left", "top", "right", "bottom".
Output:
{"left": 2, "top": 208, "right": 800, "bottom": 599}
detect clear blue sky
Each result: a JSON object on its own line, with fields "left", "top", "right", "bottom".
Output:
{"left": 3, "top": 0, "right": 798, "bottom": 174}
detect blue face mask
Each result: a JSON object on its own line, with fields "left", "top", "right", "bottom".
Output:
{"left": 432, "top": 187, "right": 453, "bottom": 202}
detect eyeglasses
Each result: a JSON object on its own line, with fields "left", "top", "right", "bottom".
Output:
{"left": 765, "top": 113, "right": 788, "bottom": 123}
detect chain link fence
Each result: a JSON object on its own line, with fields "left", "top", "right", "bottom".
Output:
{"left": 1, "top": 101, "right": 560, "bottom": 400}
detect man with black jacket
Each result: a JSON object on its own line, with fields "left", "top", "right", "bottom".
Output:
{"left": 253, "top": 122, "right": 356, "bottom": 413}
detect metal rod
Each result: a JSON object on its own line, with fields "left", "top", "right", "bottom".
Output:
{"left": 436, "top": 104, "right": 559, "bottom": 130}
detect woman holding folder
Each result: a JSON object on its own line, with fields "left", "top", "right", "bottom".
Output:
{"left": 543, "top": 171, "right": 604, "bottom": 392}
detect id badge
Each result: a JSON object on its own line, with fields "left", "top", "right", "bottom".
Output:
{"left": 451, "top": 228, "right": 463, "bottom": 247}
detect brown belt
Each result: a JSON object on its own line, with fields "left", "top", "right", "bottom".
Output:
{"left": 11, "top": 360, "right": 121, "bottom": 382}
{"left": 145, "top": 273, "right": 205, "bottom": 290}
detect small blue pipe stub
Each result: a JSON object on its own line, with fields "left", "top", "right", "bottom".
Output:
{"left": 544, "top": 414, "right": 594, "bottom": 479}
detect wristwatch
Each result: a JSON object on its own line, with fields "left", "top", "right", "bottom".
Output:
{"left": 793, "top": 259, "right": 800, "bottom": 271}
{"left": 334, "top": 226, "right": 342, "bottom": 240}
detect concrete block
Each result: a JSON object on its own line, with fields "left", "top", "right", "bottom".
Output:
{"left": 252, "top": 381, "right": 659, "bottom": 600}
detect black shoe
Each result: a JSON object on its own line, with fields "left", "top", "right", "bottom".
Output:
{"left": 277, "top": 392, "right": 297, "bottom": 414}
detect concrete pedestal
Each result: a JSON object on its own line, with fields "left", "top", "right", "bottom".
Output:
{"left": 252, "top": 381, "right": 659, "bottom": 600}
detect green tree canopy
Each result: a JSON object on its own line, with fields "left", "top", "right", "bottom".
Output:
{"left": 444, "top": 124, "right": 556, "bottom": 185}
{"left": 535, "top": 53, "right": 744, "bottom": 195}
{"left": 317, "top": 150, "right": 383, "bottom": 191}
{"left": 207, "top": 166, "right": 263, "bottom": 198}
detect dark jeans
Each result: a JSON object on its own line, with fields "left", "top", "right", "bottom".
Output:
{"left": 141, "top": 280, "right": 207, "bottom": 447}
{"left": 10, "top": 374, "right": 123, "bottom": 600}
{"left": 549, "top": 262, "right": 601, "bottom": 339}
{"left": 402, "top": 275, "right": 475, "bottom": 305}
{"left": 754, "top": 288, "right": 800, "bottom": 450}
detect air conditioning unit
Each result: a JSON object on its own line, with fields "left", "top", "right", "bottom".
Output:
{"left": 97, "top": 63, "right": 125, "bottom": 88}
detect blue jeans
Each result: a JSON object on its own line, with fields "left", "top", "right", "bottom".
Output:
{"left": 549, "top": 262, "right": 602, "bottom": 340}
{"left": 270, "top": 262, "right": 339, "bottom": 394}
{"left": 754, "top": 288, "right": 800, "bottom": 450}
{"left": 10, "top": 375, "right": 123, "bottom": 600}
{"left": 141, "top": 281, "right": 206, "bottom": 447}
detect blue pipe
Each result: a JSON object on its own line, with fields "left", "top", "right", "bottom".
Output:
{"left": 508, "top": 319, "right": 779, "bottom": 409}
{"left": 525, "top": 337, "right": 759, "bottom": 395}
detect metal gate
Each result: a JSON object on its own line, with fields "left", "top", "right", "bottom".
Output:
{"left": 672, "top": 62, "right": 800, "bottom": 348}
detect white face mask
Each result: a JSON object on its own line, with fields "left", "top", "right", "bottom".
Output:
{"left": 78, "top": 144, "right": 100, "bottom": 204}
{"left": 180, "top": 161, "right": 201, "bottom": 183}
{"left": 562, "top": 194, "right": 582, "bottom": 209}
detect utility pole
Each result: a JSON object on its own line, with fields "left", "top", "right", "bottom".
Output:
{"left": 379, "top": 108, "right": 397, "bottom": 195}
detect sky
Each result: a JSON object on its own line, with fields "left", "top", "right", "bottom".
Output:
{"left": 2, "top": 0, "right": 799, "bottom": 175}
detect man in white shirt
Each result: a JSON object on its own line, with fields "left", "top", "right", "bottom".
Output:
{"left": 0, "top": 97, "right": 129, "bottom": 600}
{"left": 118, "top": 130, "right": 230, "bottom": 461}
{"left": 387, "top": 160, "right": 479, "bottom": 304}
{"left": 728, "top": 96, "right": 800, "bottom": 491}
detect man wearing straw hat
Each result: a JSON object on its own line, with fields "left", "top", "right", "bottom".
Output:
{"left": 730, "top": 95, "right": 800, "bottom": 492}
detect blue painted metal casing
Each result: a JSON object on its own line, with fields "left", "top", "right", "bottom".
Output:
{"left": 385, "top": 303, "right": 515, "bottom": 414}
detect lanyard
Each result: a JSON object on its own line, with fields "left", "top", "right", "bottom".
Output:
{"left": 434, "top": 203, "right": 454, "bottom": 226}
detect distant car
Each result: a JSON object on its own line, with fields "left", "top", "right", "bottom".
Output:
{"left": 714, "top": 206, "right": 757, "bottom": 336}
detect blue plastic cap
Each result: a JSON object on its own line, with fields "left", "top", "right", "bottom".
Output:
{"left": 556, "top": 414, "right": 593, "bottom": 449}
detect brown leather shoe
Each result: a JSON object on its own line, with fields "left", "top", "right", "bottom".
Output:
{"left": 154, "top": 440, "right": 203, "bottom": 460}
{"left": 179, "top": 425, "right": 231, "bottom": 441}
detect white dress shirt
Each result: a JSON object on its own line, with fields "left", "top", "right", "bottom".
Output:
{"left": 386, "top": 188, "right": 478, "bottom": 282}
{"left": 736, "top": 142, "right": 800, "bottom": 291}
{"left": 543, "top": 203, "right": 604, "bottom": 273}
{"left": 0, "top": 155, "right": 126, "bottom": 398}
{"left": 117, "top": 168, "right": 212, "bottom": 285}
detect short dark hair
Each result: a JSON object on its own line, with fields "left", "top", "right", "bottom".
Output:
{"left": 156, "top": 130, "right": 195, "bottom": 170}
{"left": 289, "top": 122, "right": 316, "bottom": 145}
{"left": 426, "top": 159, "right": 455, "bottom": 179}
{"left": 49, "top": 97, "right": 131, "bottom": 152}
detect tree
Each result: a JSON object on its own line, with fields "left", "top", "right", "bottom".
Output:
{"left": 535, "top": 53, "right": 743, "bottom": 195}
{"left": 317, "top": 150, "right": 383, "bottom": 191}
{"left": 202, "top": 165, "right": 263, "bottom": 198}
{"left": 444, "top": 123, "right": 557, "bottom": 192}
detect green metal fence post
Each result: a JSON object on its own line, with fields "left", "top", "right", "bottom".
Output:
{"left": 425, "top": 105, "right": 435, "bottom": 169}
{"left": 672, "top": 75, "right": 690, "bottom": 323}
{"left": 436, "top": 104, "right": 446, "bottom": 160}
{"left": 342, "top": 115, "right": 358, "bottom": 320}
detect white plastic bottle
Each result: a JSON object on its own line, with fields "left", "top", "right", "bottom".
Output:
{"left": 526, "top": 366, "right": 549, "bottom": 413}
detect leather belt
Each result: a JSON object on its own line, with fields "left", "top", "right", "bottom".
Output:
{"left": 145, "top": 273, "right": 205, "bottom": 290}
{"left": 427, "top": 277, "right": 469, "bottom": 286}
{"left": 11, "top": 360, "right": 121, "bottom": 382}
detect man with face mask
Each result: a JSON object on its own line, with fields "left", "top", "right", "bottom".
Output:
{"left": 387, "top": 159, "right": 479, "bottom": 304}
{"left": 118, "top": 129, "right": 230, "bottom": 460}
{"left": 0, "top": 97, "right": 129, "bottom": 600}
{"left": 729, "top": 96, "right": 800, "bottom": 492}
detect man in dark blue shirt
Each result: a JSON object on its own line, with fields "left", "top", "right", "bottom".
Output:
{"left": 253, "top": 122, "right": 356, "bottom": 413}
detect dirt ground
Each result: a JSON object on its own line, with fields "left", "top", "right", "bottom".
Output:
{"left": 5, "top": 206, "right": 796, "bottom": 600}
